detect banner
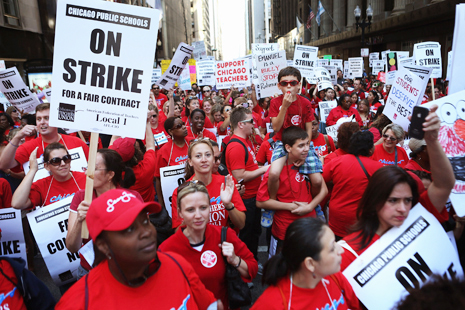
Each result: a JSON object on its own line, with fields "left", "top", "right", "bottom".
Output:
{"left": 151, "top": 68, "right": 162, "bottom": 85}
{"left": 50, "top": 0, "right": 160, "bottom": 139}
{"left": 383, "top": 67, "right": 427, "bottom": 131}
{"left": 349, "top": 57, "right": 364, "bottom": 78}
{"left": 343, "top": 204, "right": 463, "bottom": 310}
{"left": 293, "top": 45, "right": 318, "bottom": 83}
{"left": 256, "top": 50, "right": 287, "bottom": 98}
{"left": 0, "top": 208, "right": 27, "bottom": 265}
{"left": 318, "top": 100, "right": 337, "bottom": 123}
{"left": 330, "top": 59, "right": 343, "bottom": 71}
{"left": 192, "top": 41, "right": 207, "bottom": 61}
{"left": 215, "top": 57, "right": 251, "bottom": 89}
{"left": 314, "top": 67, "right": 333, "bottom": 91}
{"left": 196, "top": 60, "right": 216, "bottom": 86}
{"left": 156, "top": 42, "right": 194, "bottom": 90}
{"left": 178, "top": 66, "right": 192, "bottom": 90}
{"left": 160, "top": 164, "right": 185, "bottom": 217}
{"left": 27, "top": 197, "right": 80, "bottom": 285}
{"left": 423, "top": 90, "right": 465, "bottom": 216}
{"left": 413, "top": 41, "right": 442, "bottom": 78}
{"left": 0, "top": 67, "right": 41, "bottom": 113}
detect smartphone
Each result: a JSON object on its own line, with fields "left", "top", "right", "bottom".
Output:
{"left": 409, "top": 106, "right": 429, "bottom": 140}
{"left": 238, "top": 179, "right": 244, "bottom": 186}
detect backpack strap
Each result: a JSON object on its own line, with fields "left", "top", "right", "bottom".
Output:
{"left": 323, "top": 135, "right": 331, "bottom": 153}
{"left": 222, "top": 138, "right": 249, "bottom": 166}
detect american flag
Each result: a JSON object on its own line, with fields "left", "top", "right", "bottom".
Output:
{"left": 307, "top": 6, "right": 315, "bottom": 29}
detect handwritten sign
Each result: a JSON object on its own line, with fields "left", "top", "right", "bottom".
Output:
{"left": 256, "top": 50, "right": 287, "bottom": 98}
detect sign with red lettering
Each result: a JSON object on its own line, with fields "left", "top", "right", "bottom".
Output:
{"left": 215, "top": 57, "right": 251, "bottom": 89}
{"left": 256, "top": 50, "right": 287, "bottom": 98}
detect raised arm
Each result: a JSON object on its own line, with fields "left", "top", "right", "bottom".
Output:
{"left": 11, "top": 147, "right": 38, "bottom": 210}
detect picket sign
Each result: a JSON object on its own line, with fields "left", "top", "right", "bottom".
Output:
{"left": 256, "top": 50, "right": 287, "bottom": 98}
{"left": 160, "top": 165, "right": 185, "bottom": 218}
{"left": 215, "top": 57, "right": 251, "bottom": 89}
{"left": 217, "top": 135, "right": 227, "bottom": 151}
{"left": 343, "top": 204, "right": 463, "bottom": 310}
{"left": 151, "top": 69, "right": 162, "bottom": 84}
{"left": 413, "top": 41, "right": 442, "bottom": 79}
{"left": 348, "top": 57, "right": 364, "bottom": 78}
{"left": 27, "top": 196, "right": 80, "bottom": 286}
{"left": 0, "top": 67, "right": 41, "bottom": 113}
{"left": 293, "top": 45, "right": 318, "bottom": 84}
{"left": 314, "top": 67, "right": 333, "bottom": 91}
{"left": 157, "top": 43, "right": 194, "bottom": 90}
{"left": 318, "top": 101, "right": 338, "bottom": 123}
{"left": 0, "top": 208, "right": 27, "bottom": 266}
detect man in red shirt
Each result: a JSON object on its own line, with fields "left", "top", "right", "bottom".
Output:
{"left": 151, "top": 84, "right": 168, "bottom": 113}
{"left": 225, "top": 107, "right": 268, "bottom": 259}
{"left": 0, "top": 103, "right": 89, "bottom": 171}
{"left": 348, "top": 78, "right": 366, "bottom": 100}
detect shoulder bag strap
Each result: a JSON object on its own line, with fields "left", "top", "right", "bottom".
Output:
{"left": 163, "top": 252, "right": 191, "bottom": 288}
{"left": 395, "top": 147, "right": 398, "bottom": 166}
{"left": 323, "top": 135, "right": 331, "bottom": 153}
{"left": 355, "top": 155, "right": 370, "bottom": 179}
{"left": 85, "top": 274, "right": 89, "bottom": 310}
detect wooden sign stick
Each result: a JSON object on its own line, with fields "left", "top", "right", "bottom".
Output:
{"left": 431, "top": 77, "right": 435, "bottom": 101}
{"left": 77, "top": 131, "right": 86, "bottom": 143}
{"left": 81, "top": 132, "right": 99, "bottom": 239}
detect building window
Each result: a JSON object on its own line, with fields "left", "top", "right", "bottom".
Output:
{"left": 2, "top": 0, "right": 20, "bottom": 27}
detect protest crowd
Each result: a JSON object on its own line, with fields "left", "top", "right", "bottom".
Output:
{"left": 0, "top": 2, "right": 464, "bottom": 310}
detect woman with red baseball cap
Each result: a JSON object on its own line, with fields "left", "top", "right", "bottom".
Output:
{"left": 56, "top": 188, "right": 221, "bottom": 310}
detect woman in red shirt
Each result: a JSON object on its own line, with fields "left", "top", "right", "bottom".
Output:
{"left": 186, "top": 109, "right": 217, "bottom": 142}
{"left": 159, "top": 181, "right": 257, "bottom": 309}
{"left": 252, "top": 217, "right": 360, "bottom": 310}
{"left": 147, "top": 104, "right": 170, "bottom": 149}
{"left": 371, "top": 123, "right": 409, "bottom": 167}
{"left": 170, "top": 139, "right": 246, "bottom": 229}
{"left": 326, "top": 94, "right": 363, "bottom": 127}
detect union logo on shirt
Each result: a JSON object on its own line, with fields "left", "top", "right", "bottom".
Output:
{"left": 295, "top": 172, "right": 304, "bottom": 183}
{"left": 200, "top": 250, "right": 217, "bottom": 268}
{"left": 291, "top": 115, "right": 301, "bottom": 126}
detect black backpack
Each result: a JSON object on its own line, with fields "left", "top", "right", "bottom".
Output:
{"left": 220, "top": 138, "right": 249, "bottom": 167}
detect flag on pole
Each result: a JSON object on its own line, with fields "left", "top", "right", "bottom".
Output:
{"left": 306, "top": 6, "right": 315, "bottom": 29}
{"left": 316, "top": 1, "right": 326, "bottom": 26}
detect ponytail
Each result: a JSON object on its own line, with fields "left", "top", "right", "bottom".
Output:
{"left": 262, "top": 252, "right": 289, "bottom": 286}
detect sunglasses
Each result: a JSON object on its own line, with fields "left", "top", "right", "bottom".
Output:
{"left": 178, "top": 179, "right": 206, "bottom": 192}
{"left": 153, "top": 87, "right": 160, "bottom": 90}
{"left": 150, "top": 114, "right": 158, "bottom": 118}
{"left": 240, "top": 118, "right": 254, "bottom": 124}
{"left": 279, "top": 80, "right": 299, "bottom": 87}
{"left": 172, "top": 123, "right": 184, "bottom": 130}
{"left": 383, "top": 134, "right": 397, "bottom": 142}
{"left": 214, "top": 154, "right": 222, "bottom": 162}
{"left": 48, "top": 154, "right": 72, "bottom": 166}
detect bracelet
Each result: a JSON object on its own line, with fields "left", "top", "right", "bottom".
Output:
{"left": 225, "top": 203, "right": 235, "bottom": 211}
{"left": 9, "top": 141, "right": 19, "bottom": 147}
{"left": 233, "top": 257, "right": 241, "bottom": 268}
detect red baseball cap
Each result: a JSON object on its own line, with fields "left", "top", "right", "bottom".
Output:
{"left": 87, "top": 189, "right": 161, "bottom": 241}
{"left": 109, "top": 137, "right": 136, "bottom": 162}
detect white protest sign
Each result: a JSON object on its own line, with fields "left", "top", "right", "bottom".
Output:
{"left": 322, "top": 65, "right": 337, "bottom": 85}
{"left": 0, "top": 208, "right": 27, "bottom": 265}
{"left": 266, "top": 122, "right": 274, "bottom": 134}
{"left": 43, "top": 88, "right": 52, "bottom": 103}
{"left": 251, "top": 43, "right": 280, "bottom": 99}
{"left": 343, "top": 204, "right": 463, "bottom": 310}
{"left": 343, "top": 61, "right": 350, "bottom": 79}
{"left": 0, "top": 67, "right": 41, "bottom": 113}
{"left": 330, "top": 59, "right": 343, "bottom": 71}
{"left": 446, "top": 51, "right": 452, "bottom": 81}
{"left": 215, "top": 57, "right": 251, "bottom": 89}
{"left": 449, "top": 4, "right": 465, "bottom": 94}
{"left": 422, "top": 90, "right": 465, "bottom": 216}
{"left": 381, "top": 50, "right": 390, "bottom": 62}
{"left": 413, "top": 41, "right": 442, "bottom": 78}
{"left": 178, "top": 66, "right": 192, "bottom": 90}
{"left": 151, "top": 68, "right": 162, "bottom": 84}
{"left": 293, "top": 45, "right": 318, "bottom": 83}
{"left": 218, "top": 135, "right": 227, "bottom": 151}
{"left": 325, "top": 124, "right": 338, "bottom": 142}
{"left": 349, "top": 57, "right": 364, "bottom": 78}
{"left": 23, "top": 147, "right": 88, "bottom": 183}
{"left": 369, "top": 52, "right": 379, "bottom": 61}
{"left": 196, "top": 60, "right": 216, "bottom": 86}
{"left": 318, "top": 100, "right": 337, "bottom": 123}
{"left": 383, "top": 67, "right": 427, "bottom": 131}
{"left": 316, "top": 59, "right": 329, "bottom": 67}
{"left": 386, "top": 51, "right": 409, "bottom": 85}
{"left": 0, "top": 60, "right": 5, "bottom": 70}
{"left": 27, "top": 196, "right": 80, "bottom": 285}
{"left": 50, "top": 0, "right": 160, "bottom": 140}
{"left": 205, "top": 127, "right": 217, "bottom": 139}
{"left": 399, "top": 57, "right": 414, "bottom": 70}
{"left": 256, "top": 50, "right": 287, "bottom": 98}
{"left": 372, "top": 60, "right": 385, "bottom": 75}
{"left": 192, "top": 41, "right": 207, "bottom": 61}
{"left": 160, "top": 164, "right": 185, "bottom": 217}
{"left": 401, "top": 65, "right": 432, "bottom": 102}
{"left": 157, "top": 43, "right": 194, "bottom": 90}
{"left": 361, "top": 48, "right": 369, "bottom": 57}
{"left": 314, "top": 67, "right": 333, "bottom": 91}
{"left": 287, "top": 60, "right": 293, "bottom": 67}
{"left": 0, "top": 92, "right": 11, "bottom": 109}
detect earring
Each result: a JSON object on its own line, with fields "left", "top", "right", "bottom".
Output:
{"left": 312, "top": 272, "right": 316, "bottom": 279}
{"left": 107, "top": 254, "right": 112, "bottom": 260}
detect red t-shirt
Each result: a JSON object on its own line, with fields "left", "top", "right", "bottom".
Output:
{"left": 323, "top": 155, "right": 384, "bottom": 237}
{"left": 170, "top": 174, "right": 246, "bottom": 228}
{"left": 15, "top": 135, "right": 89, "bottom": 167}
{"left": 257, "top": 164, "right": 315, "bottom": 240}
{"left": 159, "top": 225, "right": 257, "bottom": 308}
{"left": 29, "top": 172, "right": 86, "bottom": 208}
{"left": 348, "top": 89, "right": 366, "bottom": 100}
{"left": 256, "top": 138, "right": 273, "bottom": 165}
{"left": 371, "top": 144, "right": 409, "bottom": 168}
{"left": 251, "top": 272, "right": 360, "bottom": 310}
{"left": 0, "top": 179, "right": 12, "bottom": 209}
{"left": 215, "top": 121, "right": 230, "bottom": 136}
{"left": 252, "top": 111, "right": 262, "bottom": 128}
{"left": 225, "top": 135, "right": 261, "bottom": 199}
{"left": 154, "top": 140, "right": 189, "bottom": 178}
{"left": 0, "top": 260, "right": 27, "bottom": 310}
{"left": 130, "top": 150, "right": 156, "bottom": 202}
{"left": 324, "top": 148, "right": 348, "bottom": 165}
{"left": 154, "top": 93, "right": 168, "bottom": 112}
{"left": 55, "top": 252, "right": 216, "bottom": 310}
{"left": 253, "top": 105, "right": 265, "bottom": 120}
{"left": 404, "top": 159, "right": 431, "bottom": 174}
{"left": 326, "top": 106, "right": 363, "bottom": 127}
{"left": 311, "top": 133, "right": 336, "bottom": 157}
{"left": 185, "top": 126, "right": 217, "bottom": 142}
{"left": 269, "top": 95, "right": 314, "bottom": 141}
{"left": 368, "top": 127, "right": 382, "bottom": 143}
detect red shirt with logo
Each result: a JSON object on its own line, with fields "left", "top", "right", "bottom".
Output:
{"left": 311, "top": 133, "right": 336, "bottom": 157}
{"left": 29, "top": 172, "right": 86, "bottom": 208}
{"left": 257, "top": 164, "right": 316, "bottom": 240}
{"left": 225, "top": 135, "right": 261, "bottom": 199}
{"left": 159, "top": 225, "right": 257, "bottom": 308}
{"left": 326, "top": 106, "right": 363, "bottom": 127}
{"left": 269, "top": 95, "right": 314, "bottom": 141}
{"left": 55, "top": 252, "right": 216, "bottom": 310}
{"left": 371, "top": 144, "right": 409, "bottom": 168}
{"left": 155, "top": 140, "right": 189, "bottom": 178}
{"left": 170, "top": 174, "right": 246, "bottom": 228}
{"left": 0, "top": 260, "right": 27, "bottom": 310}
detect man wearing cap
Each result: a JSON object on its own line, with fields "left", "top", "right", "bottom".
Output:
{"left": 56, "top": 188, "right": 222, "bottom": 310}
{"left": 405, "top": 138, "right": 431, "bottom": 173}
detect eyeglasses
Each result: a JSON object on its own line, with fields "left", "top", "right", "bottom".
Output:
{"left": 240, "top": 118, "right": 254, "bottom": 124}
{"left": 153, "top": 87, "right": 160, "bottom": 90}
{"left": 172, "top": 123, "right": 184, "bottom": 130}
{"left": 11, "top": 109, "right": 17, "bottom": 113}
{"left": 177, "top": 179, "right": 206, "bottom": 192}
{"left": 383, "top": 134, "right": 397, "bottom": 142}
{"left": 48, "top": 154, "right": 72, "bottom": 166}
{"left": 214, "top": 154, "right": 222, "bottom": 162}
{"left": 279, "top": 80, "right": 299, "bottom": 87}
{"left": 150, "top": 114, "right": 158, "bottom": 118}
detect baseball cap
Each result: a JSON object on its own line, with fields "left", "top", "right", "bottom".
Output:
{"left": 109, "top": 137, "right": 136, "bottom": 162}
{"left": 409, "top": 138, "right": 427, "bottom": 154}
{"left": 87, "top": 189, "right": 161, "bottom": 241}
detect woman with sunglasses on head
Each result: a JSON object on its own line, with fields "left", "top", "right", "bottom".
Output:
{"left": 159, "top": 182, "right": 256, "bottom": 309}
{"left": 186, "top": 109, "right": 217, "bottom": 142}
{"left": 251, "top": 217, "right": 360, "bottom": 310}
{"left": 57, "top": 188, "right": 222, "bottom": 310}
{"left": 326, "top": 93, "right": 363, "bottom": 127}
{"left": 371, "top": 123, "right": 409, "bottom": 168}
{"left": 170, "top": 139, "right": 246, "bottom": 230}
{"left": 11, "top": 143, "right": 86, "bottom": 210}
